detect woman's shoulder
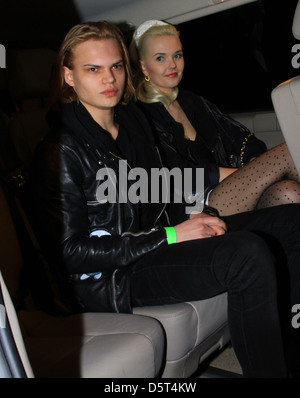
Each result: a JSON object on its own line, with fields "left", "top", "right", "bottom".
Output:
{"left": 179, "top": 90, "right": 214, "bottom": 109}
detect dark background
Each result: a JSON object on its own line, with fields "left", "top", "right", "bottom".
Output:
{"left": 178, "top": 0, "right": 300, "bottom": 111}
{"left": 0, "top": 0, "right": 299, "bottom": 112}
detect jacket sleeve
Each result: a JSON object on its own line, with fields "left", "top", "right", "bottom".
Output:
{"left": 34, "top": 139, "right": 167, "bottom": 277}
{"left": 200, "top": 96, "right": 267, "bottom": 167}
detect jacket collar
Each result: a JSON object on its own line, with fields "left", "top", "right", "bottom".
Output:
{"left": 63, "top": 100, "right": 155, "bottom": 139}
{"left": 61, "top": 101, "right": 125, "bottom": 161}
{"left": 60, "top": 101, "right": 157, "bottom": 161}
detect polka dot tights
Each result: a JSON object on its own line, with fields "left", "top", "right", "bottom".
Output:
{"left": 209, "top": 143, "right": 300, "bottom": 216}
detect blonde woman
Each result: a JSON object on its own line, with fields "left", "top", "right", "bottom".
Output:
{"left": 130, "top": 20, "right": 300, "bottom": 216}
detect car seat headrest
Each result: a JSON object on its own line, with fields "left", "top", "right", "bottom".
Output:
{"left": 293, "top": 0, "right": 300, "bottom": 40}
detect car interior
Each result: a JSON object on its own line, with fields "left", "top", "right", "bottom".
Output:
{"left": 0, "top": 0, "right": 299, "bottom": 379}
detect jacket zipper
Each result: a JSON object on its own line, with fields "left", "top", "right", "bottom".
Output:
{"left": 112, "top": 147, "right": 168, "bottom": 227}
{"left": 154, "top": 146, "right": 168, "bottom": 226}
{"left": 97, "top": 147, "right": 167, "bottom": 233}
{"left": 95, "top": 148, "right": 122, "bottom": 235}
{"left": 111, "top": 269, "right": 119, "bottom": 313}
{"left": 109, "top": 151, "right": 132, "bottom": 236}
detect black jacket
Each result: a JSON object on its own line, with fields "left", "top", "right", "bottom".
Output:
{"left": 137, "top": 90, "right": 267, "bottom": 192}
{"left": 34, "top": 101, "right": 169, "bottom": 313}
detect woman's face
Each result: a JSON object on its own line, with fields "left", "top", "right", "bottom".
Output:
{"left": 140, "top": 34, "right": 184, "bottom": 95}
{"left": 64, "top": 38, "right": 126, "bottom": 117}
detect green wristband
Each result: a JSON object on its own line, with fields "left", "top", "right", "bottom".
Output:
{"left": 164, "top": 227, "right": 177, "bottom": 244}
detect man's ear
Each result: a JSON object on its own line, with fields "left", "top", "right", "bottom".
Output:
{"left": 63, "top": 66, "right": 75, "bottom": 87}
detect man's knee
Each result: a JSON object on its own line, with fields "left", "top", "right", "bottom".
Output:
{"left": 227, "top": 231, "right": 276, "bottom": 288}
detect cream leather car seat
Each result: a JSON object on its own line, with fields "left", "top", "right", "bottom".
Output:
{"left": 271, "top": 0, "right": 300, "bottom": 175}
{"left": 0, "top": 183, "right": 165, "bottom": 378}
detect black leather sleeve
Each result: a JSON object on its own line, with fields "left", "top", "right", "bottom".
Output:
{"left": 34, "top": 139, "right": 167, "bottom": 277}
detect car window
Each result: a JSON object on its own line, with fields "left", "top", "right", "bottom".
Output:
{"left": 177, "top": 0, "right": 299, "bottom": 113}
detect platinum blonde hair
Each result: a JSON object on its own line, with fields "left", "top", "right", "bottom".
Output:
{"left": 129, "top": 21, "right": 180, "bottom": 107}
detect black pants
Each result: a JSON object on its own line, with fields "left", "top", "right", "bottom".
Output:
{"left": 131, "top": 204, "right": 300, "bottom": 378}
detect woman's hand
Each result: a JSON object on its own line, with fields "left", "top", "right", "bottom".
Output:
{"left": 174, "top": 213, "right": 227, "bottom": 243}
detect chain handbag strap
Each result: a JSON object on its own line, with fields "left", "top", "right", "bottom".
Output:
{"left": 239, "top": 132, "right": 254, "bottom": 167}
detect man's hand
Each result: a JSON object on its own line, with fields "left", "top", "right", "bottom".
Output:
{"left": 174, "top": 213, "right": 227, "bottom": 243}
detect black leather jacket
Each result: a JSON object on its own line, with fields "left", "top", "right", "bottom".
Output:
{"left": 35, "top": 101, "right": 169, "bottom": 313}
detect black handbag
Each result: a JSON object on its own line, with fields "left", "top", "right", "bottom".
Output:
{"left": 212, "top": 131, "right": 255, "bottom": 168}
